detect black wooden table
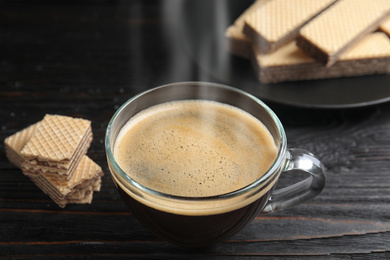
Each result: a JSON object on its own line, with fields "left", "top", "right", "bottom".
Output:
{"left": 1, "top": 1, "right": 390, "bottom": 259}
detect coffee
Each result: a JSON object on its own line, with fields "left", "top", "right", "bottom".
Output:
{"left": 112, "top": 100, "right": 278, "bottom": 246}
{"left": 115, "top": 183, "right": 273, "bottom": 247}
{"left": 107, "top": 83, "right": 325, "bottom": 247}
{"left": 114, "top": 100, "right": 277, "bottom": 198}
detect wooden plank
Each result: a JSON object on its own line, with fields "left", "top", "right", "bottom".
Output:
{"left": 0, "top": 0, "right": 390, "bottom": 258}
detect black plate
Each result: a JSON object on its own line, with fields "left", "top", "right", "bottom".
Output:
{"left": 176, "top": 0, "right": 390, "bottom": 109}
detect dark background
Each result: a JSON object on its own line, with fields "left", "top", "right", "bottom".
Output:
{"left": 1, "top": 0, "right": 390, "bottom": 258}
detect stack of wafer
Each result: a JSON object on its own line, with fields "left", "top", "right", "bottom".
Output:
{"left": 226, "top": 0, "right": 390, "bottom": 84}
{"left": 4, "top": 115, "right": 104, "bottom": 208}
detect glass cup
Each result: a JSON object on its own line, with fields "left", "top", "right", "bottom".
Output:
{"left": 105, "top": 82, "right": 326, "bottom": 247}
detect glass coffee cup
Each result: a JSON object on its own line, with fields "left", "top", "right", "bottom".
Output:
{"left": 105, "top": 82, "right": 326, "bottom": 247}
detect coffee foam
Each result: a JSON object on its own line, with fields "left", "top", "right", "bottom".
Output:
{"left": 114, "top": 100, "right": 278, "bottom": 197}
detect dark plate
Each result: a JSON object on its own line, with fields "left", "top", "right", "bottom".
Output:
{"left": 175, "top": 0, "right": 390, "bottom": 109}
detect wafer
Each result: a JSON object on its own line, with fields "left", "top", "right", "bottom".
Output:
{"left": 297, "top": 0, "right": 390, "bottom": 67}
{"left": 225, "top": 0, "right": 269, "bottom": 58}
{"left": 30, "top": 156, "right": 103, "bottom": 208}
{"left": 380, "top": 17, "right": 390, "bottom": 37}
{"left": 31, "top": 175, "right": 95, "bottom": 207}
{"left": 4, "top": 115, "right": 104, "bottom": 208}
{"left": 21, "top": 114, "right": 92, "bottom": 179}
{"left": 4, "top": 122, "right": 40, "bottom": 168}
{"left": 243, "top": 0, "right": 338, "bottom": 54}
{"left": 253, "top": 32, "right": 390, "bottom": 83}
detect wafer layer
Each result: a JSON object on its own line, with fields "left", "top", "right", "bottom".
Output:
{"left": 380, "top": 17, "right": 390, "bottom": 37}
{"left": 4, "top": 115, "right": 104, "bottom": 208}
{"left": 253, "top": 33, "right": 390, "bottom": 83}
{"left": 31, "top": 175, "right": 96, "bottom": 208}
{"left": 21, "top": 114, "right": 91, "bottom": 161}
{"left": 20, "top": 114, "right": 92, "bottom": 178}
{"left": 40, "top": 155, "right": 103, "bottom": 197}
{"left": 297, "top": 0, "right": 390, "bottom": 67}
{"left": 31, "top": 158, "right": 102, "bottom": 208}
{"left": 4, "top": 122, "right": 40, "bottom": 168}
{"left": 21, "top": 130, "right": 92, "bottom": 179}
{"left": 244, "top": 0, "right": 337, "bottom": 54}
{"left": 225, "top": 0, "right": 269, "bottom": 58}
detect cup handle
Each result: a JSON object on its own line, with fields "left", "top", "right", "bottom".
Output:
{"left": 262, "top": 148, "right": 326, "bottom": 214}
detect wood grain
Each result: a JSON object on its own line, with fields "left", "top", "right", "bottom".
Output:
{"left": 1, "top": 0, "right": 390, "bottom": 259}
